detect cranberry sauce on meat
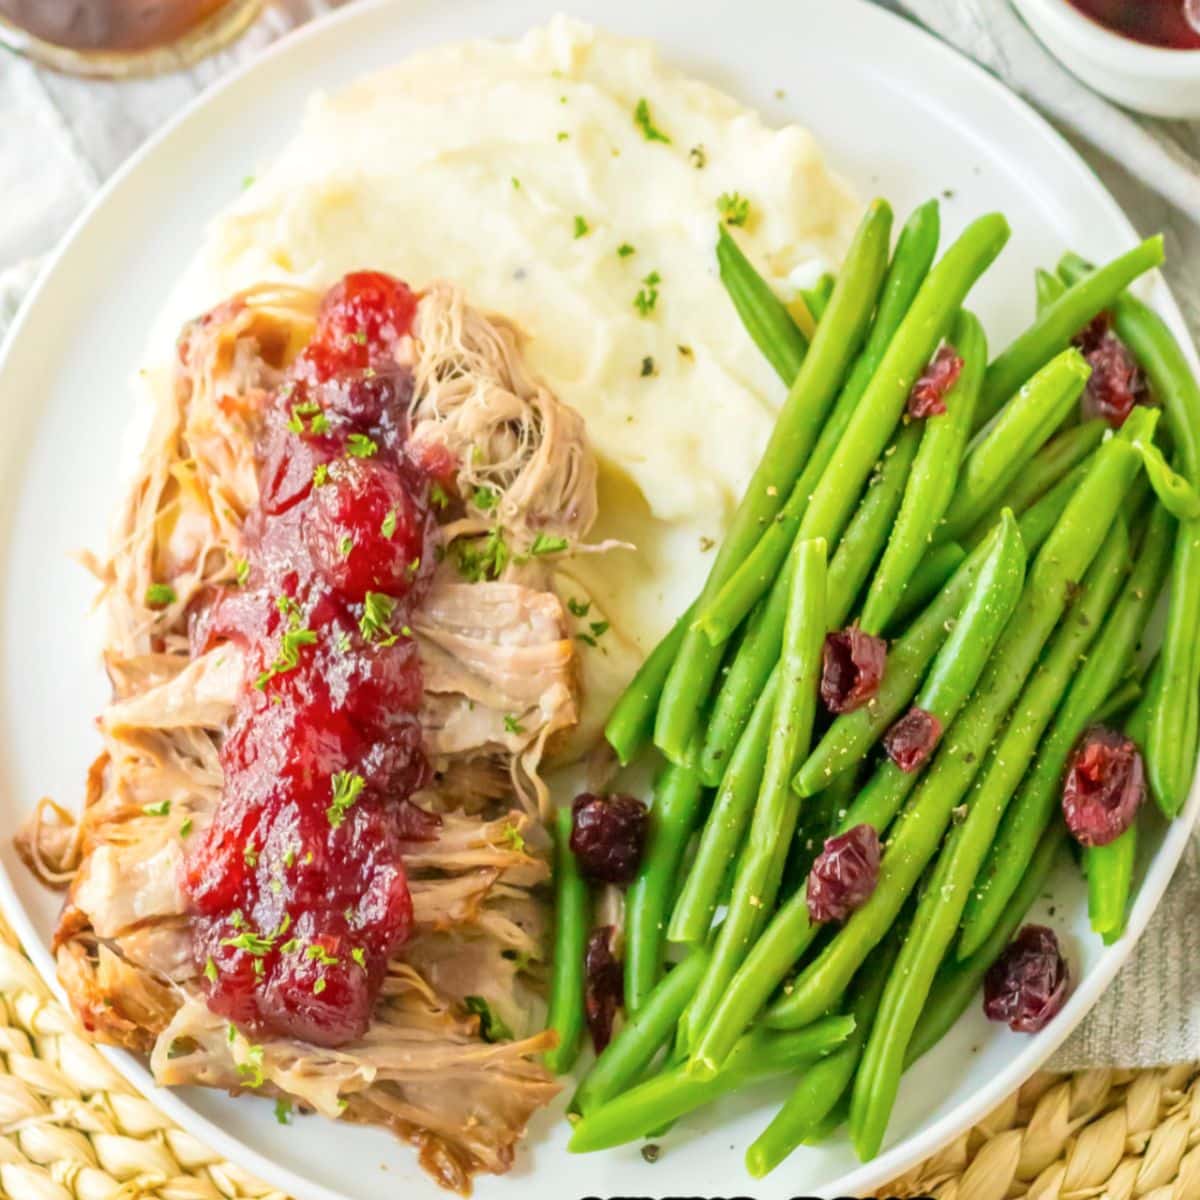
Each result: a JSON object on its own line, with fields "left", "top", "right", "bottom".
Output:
{"left": 184, "top": 272, "right": 447, "bottom": 1047}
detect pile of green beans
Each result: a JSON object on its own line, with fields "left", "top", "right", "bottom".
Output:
{"left": 553, "top": 205, "right": 1191, "bottom": 1175}
{"left": 653, "top": 201, "right": 894, "bottom": 764}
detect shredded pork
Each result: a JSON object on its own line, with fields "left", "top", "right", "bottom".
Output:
{"left": 17, "top": 279, "right": 605, "bottom": 1193}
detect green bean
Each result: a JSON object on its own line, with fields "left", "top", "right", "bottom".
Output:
{"left": 827, "top": 423, "right": 923, "bottom": 629}
{"left": 670, "top": 669, "right": 779, "bottom": 943}
{"left": 766, "top": 409, "right": 1153, "bottom": 1033}
{"left": 680, "top": 539, "right": 826, "bottom": 1051}
{"left": 938, "top": 349, "right": 1090, "bottom": 545}
{"left": 907, "top": 825, "right": 1066, "bottom": 1065}
{"left": 1036, "top": 267, "right": 1066, "bottom": 313}
{"left": 1132, "top": 438, "right": 1200, "bottom": 520}
{"left": 883, "top": 542, "right": 967, "bottom": 633}
{"left": 543, "top": 807, "right": 591, "bottom": 1074}
{"left": 572, "top": 948, "right": 710, "bottom": 1117}
{"left": 691, "top": 204, "right": 941, "bottom": 773}
{"left": 716, "top": 226, "right": 809, "bottom": 385}
{"left": 698, "top": 441, "right": 901, "bottom": 791}
{"left": 1087, "top": 822, "right": 1138, "bottom": 944}
{"left": 977, "top": 235, "right": 1165, "bottom": 429}
{"left": 801, "top": 272, "right": 836, "bottom": 322}
{"left": 958, "top": 500, "right": 1173, "bottom": 958}
{"left": 697, "top": 206, "right": 1006, "bottom": 648}
{"left": 692, "top": 517, "right": 1026, "bottom": 1075}
{"left": 567, "top": 1016, "right": 855, "bottom": 1153}
{"left": 1090, "top": 676, "right": 1142, "bottom": 726}
{"left": 963, "top": 420, "right": 1106, "bottom": 547}
{"left": 746, "top": 933, "right": 901, "bottom": 1178}
{"left": 796, "top": 512, "right": 1026, "bottom": 796}
{"left": 604, "top": 602, "right": 696, "bottom": 767}
{"left": 860, "top": 310, "right": 987, "bottom": 633}
{"left": 653, "top": 202, "right": 893, "bottom": 764}
{"left": 849, "top": 514, "right": 1132, "bottom": 1160}
{"left": 625, "top": 765, "right": 706, "bottom": 1012}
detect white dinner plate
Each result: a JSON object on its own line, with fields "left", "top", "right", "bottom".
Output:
{"left": 1, "top": 2, "right": 1197, "bottom": 1198}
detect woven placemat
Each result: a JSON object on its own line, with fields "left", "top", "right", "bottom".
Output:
{"left": 0, "top": 913, "right": 1194, "bottom": 1200}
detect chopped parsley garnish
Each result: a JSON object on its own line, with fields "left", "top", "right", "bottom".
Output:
{"left": 204, "top": 957, "right": 219, "bottom": 983}
{"left": 312, "top": 463, "right": 330, "bottom": 488}
{"left": 351, "top": 947, "right": 367, "bottom": 969}
{"left": 179, "top": 817, "right": 193, "bottom": 837}
{"left": 500, "top": 823, "right": 527, "bottom": 854}
{"left": 338, "top": 534, "right": 354, "bottom": 558}
{"left": 529, "top": 533, "right": 568, "bottom": 556}
{"left": 234, "top": 557, "right": 251, "bottom": 586}
{"left": 380, "top": 508, "right": 397, "bottom": 539}
{"left": 242, "top": 174, "right": 255, "bottom": 189}
{"left": 634, "top": 271, "right": 661, "bottom": 317}
{"left": 430, "top": 482, "right": 450, "bottom": 509}
{"left": 274, "top": 1098, "right": 292, "bottom": 1125}
{"left": 471, "top": 485, "right": 499, "bottom": 511}
{"left": 287, "top": 400, "right": 326, "bottom": 436}
{"left": 305, "top": 944, "right": 339, "bottom": 966}
{"left": 688, "top": 144, "right": 707, "bottom": 169}
{"left": 334, "top": 631, "right": 352, "bottom": 654}
{"left": 313, "top": 978, "right": 327, "bottom": 995}
{"left": 717, "top": 191, "right": 751, "bottom": 227}
{"left": 346, "top": 433, "right": 378, "bottom": 458}
{"left": 567, "top": 597, "right": 591, "bottom": 618}
{"left": 145, "top": 583, "right": 176, "bottom": 609}
{"left": 556, "top": 130, "right": 569, "bottom": 143}
{"left": 617, "top": 243, "right": 636, "bottom": 258}
{"left": 328, "top": 770, "right": 365, "bottom": 829}
{"left": 511, "top": 176, "right": 521, "bottom": 189}
{"left": 254, "top": 604, "right": 318, "bottom": 691}
{"left": 142, "top": 800, "right": 171, "bottom": 817}
{"left": 464, "top": 996, "right": 514, "bottom": 1043}
{"left": 221, "top": 929, "right": 277, "bottom": 956}
{"left": 589, "top": 620, "right": 610, "bottom": 638}
{"left": 358, "top": 591, "right": 398, "bottom": 643}
{"left": 243, "top": 842, "right": 258, "bottom": 867}
{"left": 283, "top": 847, "right": 296, "bottom": 869}
{"left": 503, "top": 714, "right": 525, "bottom": 735}
{"left": 350, "top": 329, "right": 368, "bottom": 345}
{"left": 573, "top": 215, "right": 590, "bottom": 239}
{"left": 634, "top": 98, "right": 671, "bottom": 144}
{"left": 237, "top": 1041, "right": 265, "bottom": 1088}
{"left": 641, "top": 356, "right": 658, "bottom": 378}
{"left": 456, "top": 528, "right": 510, "bottom": 583}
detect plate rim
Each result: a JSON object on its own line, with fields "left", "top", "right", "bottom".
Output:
{"left": 0, "top": 2, "right": 1197, "bottom": 1197}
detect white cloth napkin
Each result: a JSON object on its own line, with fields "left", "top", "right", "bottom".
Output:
{"left": 891, "top": 0, "right": 1200, "bottom": 1071}
{"left": 1, "top": 0, "right": 1198, "bottom": 1071}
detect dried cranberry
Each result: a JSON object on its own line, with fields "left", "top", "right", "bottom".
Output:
{"left": 584, "top": 925, "right": 623, "bottom": 1054}
{"left": 570, "top": 793, "right": 648, "bottom": 884}
{"left": 883, "top": 706, "right": 943, "bottom": 772}
{"left": 820, "top": 625, "right": 887, "bottom": 714}
{"left": 983, "top": 925, "right": 1070, "bottom": 1033}
{"left": 908, "top": 344, "right": 964, "bottom": 418}
{"left": 1061, "top": 725, "right": 1145, "bottom": 847}
{"left": 807, "top": 824, "right": 881, "bottom": 923}
{"left": 1073, "top": 313, "right": 1145, "bottom": 428}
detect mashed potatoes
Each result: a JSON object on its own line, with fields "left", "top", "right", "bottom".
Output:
{"left": 157, "top": 16, "right": 859, "bottom": 720}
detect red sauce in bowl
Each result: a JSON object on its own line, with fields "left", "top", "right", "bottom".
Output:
{"left": 1066, "top": 0, "right": 1200, "bottom": 49}
{"left": 184, "top": 271, "right": 451, "bottom": 1048}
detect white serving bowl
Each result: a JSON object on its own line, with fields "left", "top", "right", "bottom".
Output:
{"left": 1014, "top": 0, "right": 1200, "bottom": 117}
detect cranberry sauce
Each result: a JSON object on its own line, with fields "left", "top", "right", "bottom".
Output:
{"left": 184, "top": 272, "right": 449, "bottom": 1047}
{"left": 1067, "top": 0, "right": 1200, "bottom": 50}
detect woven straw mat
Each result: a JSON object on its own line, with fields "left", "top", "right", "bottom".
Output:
{"left": 0, "top": 911, "right": 1193, "bottom": 1200}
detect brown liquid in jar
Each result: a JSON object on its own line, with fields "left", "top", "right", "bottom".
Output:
{"left": 0, "top": 0, "right": 233, "bottom": 52}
